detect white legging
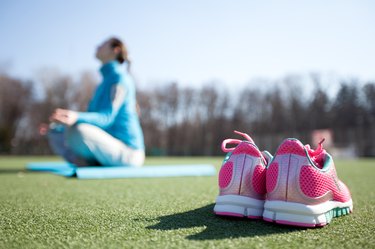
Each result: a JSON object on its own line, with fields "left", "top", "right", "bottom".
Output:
{"left": 48, "top": 123, "right": 145, "bottom": 167}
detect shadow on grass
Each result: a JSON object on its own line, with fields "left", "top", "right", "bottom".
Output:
{"left": 0, "top": 169, "right": 59, "bottom": 176}
{"left": 0, "top": 169, "right": 28, "bottom": 174}
{"left": 147, "top": 203, "right": 304, "bottom": 240}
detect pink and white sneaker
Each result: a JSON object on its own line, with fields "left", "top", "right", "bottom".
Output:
{"left": 263, "top": 138, "right": 353, "bottom": 227}
{"left": 214, "top": 131, "right": 272, "bottom": 219}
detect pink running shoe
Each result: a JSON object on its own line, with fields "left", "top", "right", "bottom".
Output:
{"left": 214, "top": 131, "right": 272, "bottom": 219}
{"left": 263, "top": 138, "right": 353, "bottom": 227}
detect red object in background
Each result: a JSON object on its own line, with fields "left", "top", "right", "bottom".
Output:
{"left": 311, "top": 129, "right": 333, "bottom": 148}
{"left": 39, "top": 123, "right": 49, "bottom": 136}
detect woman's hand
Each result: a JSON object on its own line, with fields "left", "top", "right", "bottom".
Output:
{"left": 50, "top": 108, "right": 78, "bottom": 126}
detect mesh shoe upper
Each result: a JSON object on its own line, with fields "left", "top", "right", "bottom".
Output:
{"left": 218, "top": 131, "right": 270, "bottom": 200}
{"left": 266, "top": 138, "right": 352, "bottom": 205}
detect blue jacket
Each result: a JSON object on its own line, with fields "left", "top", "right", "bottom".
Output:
{"left": 76, "top": 61, "right": 144, "bottom": 150}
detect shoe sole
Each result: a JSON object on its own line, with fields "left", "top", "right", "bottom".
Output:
{"left": 263, "top": 200, "right": 353, "bottom": 227}
{"left": 214, "top": 195, "right": 265, "bottom": 219}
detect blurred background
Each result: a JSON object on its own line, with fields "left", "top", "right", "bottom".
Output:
{"left": 0, "top": 0, "right": 374, "bottom": 157}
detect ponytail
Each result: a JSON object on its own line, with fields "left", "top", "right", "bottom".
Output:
{"left": 109, "top": 37, "right": 131, "bottom": 72}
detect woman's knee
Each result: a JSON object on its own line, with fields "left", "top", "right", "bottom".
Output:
{"left": 66, "top": 124, "right": 90, "bottom": 149}
{"left": 65, "top": 124, "right": 96, "bottom": 159}
{"left": 66, "top": 123, "right": 92, "bottom": 141}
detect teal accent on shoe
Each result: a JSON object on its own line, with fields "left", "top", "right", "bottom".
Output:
{"left": 325, "top": 209, "right": 334, "bottom": 223}
{"left": 321, "top": 153, "right": 333, "bottom": 171}
{"left": 325, "top": 206, "right": 351, "bottom": 223}
{"left": 223, "top": 152, "right": 232, "bottom": 163}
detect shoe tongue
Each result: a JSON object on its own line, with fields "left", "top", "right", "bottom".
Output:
{"left": 306, "top": 138, "right": 325, "bottom": 157}
{"left": 313, "top": 152, "right": 326, "bottom": 169}
{"left": 306, "top": 138, "right": 326, "bottom": 169}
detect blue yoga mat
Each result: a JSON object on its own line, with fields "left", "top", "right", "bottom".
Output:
{"left": 26, "top": 162, "right": 216, "bottom": 179}
{"left": 27, "top": 162, "right": 76, "bottom": 177}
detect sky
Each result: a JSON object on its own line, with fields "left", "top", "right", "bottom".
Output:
{"left": 0, "top": 0, "right": 374, "bottom": 90}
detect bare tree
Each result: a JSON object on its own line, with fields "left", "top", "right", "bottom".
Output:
{"left": 0, "top": 74, "right": 33, "bottom": 153}
{"left": 308, "top": 79, "right": 331, "bottom": 130}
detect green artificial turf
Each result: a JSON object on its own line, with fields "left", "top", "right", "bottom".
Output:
{"left": 0, "top": 156, "right": 374, "bottom": 249}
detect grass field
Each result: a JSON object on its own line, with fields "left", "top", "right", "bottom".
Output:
{"left": 1, "top": 156, "right": 374, "bottom": 249}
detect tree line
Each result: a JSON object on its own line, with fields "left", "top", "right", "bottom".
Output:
{"left": 0, "top": 70, "right": 374, "bottom": 156}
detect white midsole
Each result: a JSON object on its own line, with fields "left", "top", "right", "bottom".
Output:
{"left": 214, "top": 195, "right": 265, "bottom": 217}
{"left": 215, "top": 195, "right": 265, "bottom": 208}
{"left": 263, "top": 200, "right": 353, "bottom": 226}
{"left": 264, "top": 199, "right": 353, "bottom": 215}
